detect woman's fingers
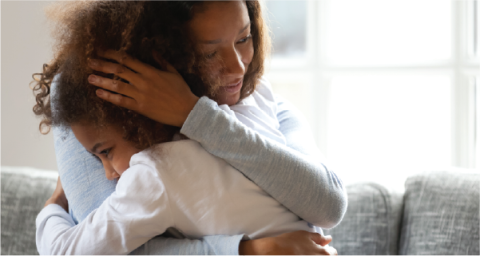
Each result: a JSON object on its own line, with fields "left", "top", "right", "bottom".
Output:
{"left": 96, "top": 89, "right": 138, "bottom": 111}
{"left": 44, "top": 177, "right": 69, "bottom": 212}
{"left": 310, "top": 233, "right": 332, "bottom": 246}
{"left": 89, "top": 49, "right": 198, "bottom": 127}
{"left": 88, "top": 58, "right": 140, "bottom": 85}
{"left": 249, "top": 230, "right": 339, "bottom": 255}
{"left": 319, "top": 245, "right": 338, "bottom": 255}
{"left": 88, "top": 74, "right": 137, "bottom": 98}
{"left": 97, "top": 49, "right": 153, "bottom": 76}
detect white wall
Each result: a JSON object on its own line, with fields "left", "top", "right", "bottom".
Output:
{"left": 1, "top": 1, "right": 58, "bottom": 171}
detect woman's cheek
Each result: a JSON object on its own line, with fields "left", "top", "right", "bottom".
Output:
{"left": 242, "top": 41, "right": 254, "bottom": 68}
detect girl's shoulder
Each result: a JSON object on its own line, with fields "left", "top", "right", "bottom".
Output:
{"left": 129, "top": 140, "right": 204, "bottom": 166}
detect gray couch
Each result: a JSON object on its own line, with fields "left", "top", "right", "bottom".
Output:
{"left": 1, "top": 166, "right": 479, "bottom": 255}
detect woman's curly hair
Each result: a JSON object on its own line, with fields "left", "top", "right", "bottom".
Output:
{"left": 32, "top": 1, "right": 271, "bottom": 150}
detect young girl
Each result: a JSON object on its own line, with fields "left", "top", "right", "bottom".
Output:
{"left": 33, "top": 1, "right": 347, "bottom": 254}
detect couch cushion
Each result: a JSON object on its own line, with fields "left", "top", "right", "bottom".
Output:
{"left": 399, "top": 170, "right": 479, "bottom": 255}
{"left": 324, "top": 182, "right": 404, "bottom": 255}
{"left": 1, "top": 166, "right": 57, "bottom": 255}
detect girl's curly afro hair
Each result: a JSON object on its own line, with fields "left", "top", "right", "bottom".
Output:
{"left": 32, "top": 1, "right": 270, "bottom": 150}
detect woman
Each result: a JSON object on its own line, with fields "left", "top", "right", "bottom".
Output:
{"left": 34, "top": 1, "right": 347, "bottom": 254}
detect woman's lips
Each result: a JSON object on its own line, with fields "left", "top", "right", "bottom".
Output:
{"left": 223, "top": 80, "right": 243, "bottom": 94}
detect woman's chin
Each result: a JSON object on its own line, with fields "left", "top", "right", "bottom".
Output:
{"left": 217, "top": 92, "right": 241, "bottom": 106}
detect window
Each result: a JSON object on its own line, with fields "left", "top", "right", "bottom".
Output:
{"left": 264, "top": 0, "right": 480, "bottom": 186}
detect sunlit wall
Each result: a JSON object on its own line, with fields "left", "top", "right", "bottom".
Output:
{"left": 1, "top": 1, "right": 57, "bottom": 171}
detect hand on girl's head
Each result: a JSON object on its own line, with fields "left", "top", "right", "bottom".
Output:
{"left": 87, "top": 49, "right": 199, "bottom": 128}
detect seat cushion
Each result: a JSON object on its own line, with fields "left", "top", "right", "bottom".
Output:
{"left": 324, "top": 182, "right": 404, "bottom": 255}
{"left": 399, "top": 170, "right": 479, "bottom": 255}
{"left": 1, "top": 167, "right": 57, "bottom": 255}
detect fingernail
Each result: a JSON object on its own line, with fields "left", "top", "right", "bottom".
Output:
{"left": 89, "top": 60, "right": 98, "bottom": 67}
{"left": 88, "top": 75, "right": 97, "bottom": 83}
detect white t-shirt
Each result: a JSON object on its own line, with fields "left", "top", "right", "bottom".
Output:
{"left": 218, "top": 77, "right": 286, "bottom": 145}
{"left": 36, "top": 78, "right": 311, "bottom": 255}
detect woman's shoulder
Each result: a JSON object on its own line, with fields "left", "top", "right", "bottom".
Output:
{"left": 254, "top": 77, "right": 275, "bottom": 100}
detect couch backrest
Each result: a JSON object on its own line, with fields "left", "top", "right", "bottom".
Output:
{"left": 400, "top": 170, "right": 479, "bottom": 255}
{"left": 1, "top": 167, "right": 57, "bottom": 255}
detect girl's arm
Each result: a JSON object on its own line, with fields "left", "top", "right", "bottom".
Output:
{"left": 49, "top": 126, "right": 246, "bottom": 255}
{"left": 36, "top": 163, "right": 175, "bottom": 255}
{"left": 180, "top": 96, "right": 348, "bottom": 228}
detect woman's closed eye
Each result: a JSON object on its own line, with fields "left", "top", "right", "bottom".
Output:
{"left": 206, "top": 51, "right": 217, "bottom": 59}
{"left": 204, "top": 34, "right": 252, "bottom": 59}
{"left": 238, "top": 34, "right": 251, "bottom": 44}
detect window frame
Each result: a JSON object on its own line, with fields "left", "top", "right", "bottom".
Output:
{"left": 266, "top": 0, "right": 479, "bottom": 168}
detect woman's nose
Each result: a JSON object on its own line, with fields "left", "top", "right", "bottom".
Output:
{"left": 224, "top": 47, "right": 245, "bottom": 77}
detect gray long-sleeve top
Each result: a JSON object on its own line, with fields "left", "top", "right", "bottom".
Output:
{"left": 131, "top": 95, "right": 348, "bottom": 255}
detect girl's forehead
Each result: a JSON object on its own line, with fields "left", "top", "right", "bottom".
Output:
{"left": 71, "top": 123, "right": 122, "bottom": 150}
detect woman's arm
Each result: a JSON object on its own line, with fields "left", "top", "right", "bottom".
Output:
{"left": 180, "top": 96, "right": 347, "bottom": 228}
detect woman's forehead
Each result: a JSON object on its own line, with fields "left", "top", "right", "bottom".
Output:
{"left": 189, "top": 1, "right": 250, "bottom": 42}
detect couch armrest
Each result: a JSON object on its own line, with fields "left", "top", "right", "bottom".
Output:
{"left": 324, "top": 182, "right": 404, "bottom": 255}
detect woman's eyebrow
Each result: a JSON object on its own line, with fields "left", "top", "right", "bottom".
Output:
{"left": 238, "top": 22, "right": 251, "bottom": 35}
{"left": 201, "top": 39, "right": 222, "bottom": 45}
{"left": 200, "top": 22, "right": 251, "bottom": 45}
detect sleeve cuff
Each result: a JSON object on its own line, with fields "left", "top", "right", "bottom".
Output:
{"left": 36, "top": 204, "right": 74, "bottom": 228}
{"left": 180, "top": 96, "right": 218, "bottom": 139}
{"left": 203, "top": 233, "right": 245, "bottom": 255}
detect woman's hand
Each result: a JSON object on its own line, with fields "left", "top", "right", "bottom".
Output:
{"left": 44, "top": 177, "right": 69, "bottom": 212}
{"left": 239, "top": 230, "right": 338, "bottom": 255}
{"left": 87, "top": 50, "right": 199, "bottom": 127}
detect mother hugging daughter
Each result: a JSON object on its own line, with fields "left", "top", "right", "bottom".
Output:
{"left": 32, "top": 1, "right": 347, "bottom": 255}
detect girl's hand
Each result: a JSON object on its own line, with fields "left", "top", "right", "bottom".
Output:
{"left": 44, "top": 177, "right": 69, "bottom": 212}
{"left": 239, "top": 230, "right": 338, "bottom": 255}
{"left": 87, "top": 50, "right": 199, "bottom": 127}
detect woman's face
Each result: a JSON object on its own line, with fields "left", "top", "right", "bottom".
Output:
{"left": 189, "top": 1, "right": 254, "bottom": 106}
